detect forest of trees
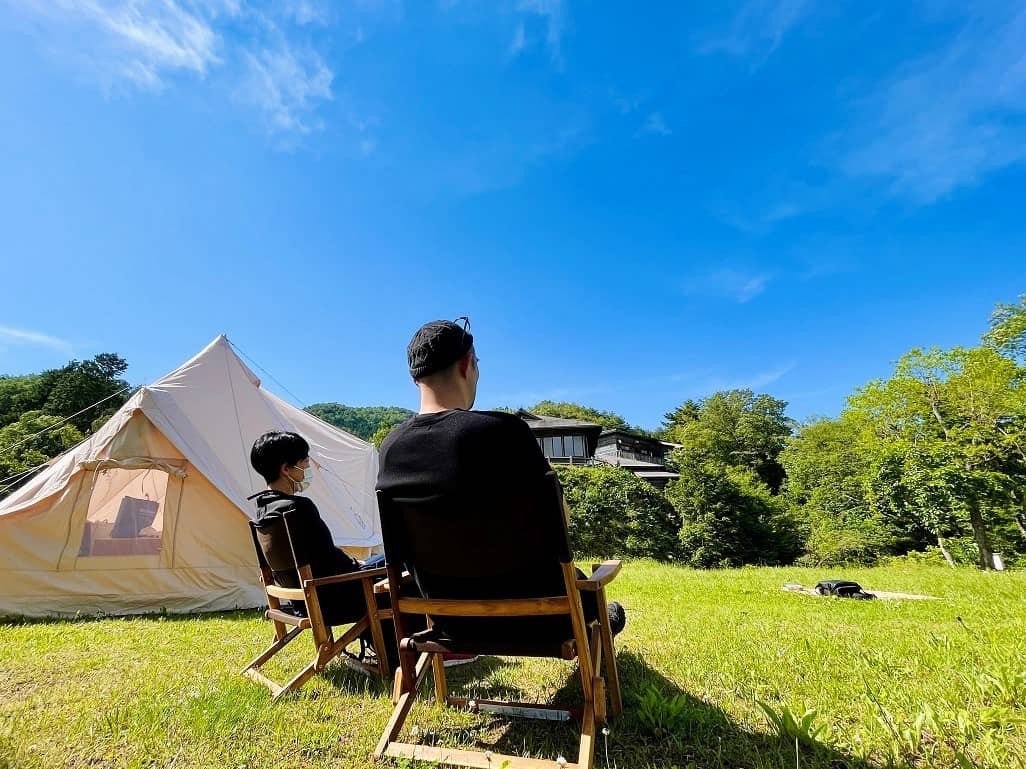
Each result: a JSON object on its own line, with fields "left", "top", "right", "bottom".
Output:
{"left": 3, "top": 296, "right": 1024, "bottom": 570}
{"left": 0, "top": 354, "right": 131, "bottom": 497}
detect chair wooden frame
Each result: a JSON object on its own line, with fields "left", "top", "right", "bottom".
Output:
{"left": 374, "top": 557, "right": 623, "bottom": 769}
{"left": 241, "top": 520, "right": 393, "bottom": 699}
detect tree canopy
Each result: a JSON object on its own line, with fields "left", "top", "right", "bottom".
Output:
{"left": 661, "top": 389, "right": 794, "bottom": 493}
{"left": 0, "top": 353, "right": 130, "bottom": 498}
{"left": 526, "top": 400, "right": 634, "bottom": 431}
{"left": 305, "top": 403, "right": 414, "bottom": 441}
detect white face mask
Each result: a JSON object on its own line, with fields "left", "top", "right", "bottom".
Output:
{"left": 288, "top": 464, "right": 314, "bottom": 493}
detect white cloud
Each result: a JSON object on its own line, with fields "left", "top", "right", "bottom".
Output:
{"left": 283, "top": 0, "right": 330, "bottom": 26}
{"left": 513, "top": 0, "right": 565, "bottom": 65}
{"left": 8, "top": 0, "right": 222, "bottom": 90}
{"left": 683, "top": 269, "right": 773, "bottom": 303}
{"left": 509, "top": 21, "right": 526, "bottom": 56}
{"left": 6, "top": 0, "right": 350, "bottom": 143}
{"left": 238, "top": 45, "right": 333, "bottom": 138}
{"left": 0, "top": 325, "right": 72, "bottom": 351}
{"left": 699, "top": 0, "right": 810, "bottom": 61}
{"left": 842, "top": 5, "right": 1026, "bottom": 203}
{"left": 639, "top": 111, "right": 672, "bottom": 137}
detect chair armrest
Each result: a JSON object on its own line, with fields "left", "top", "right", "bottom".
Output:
{"left": 373, "top": 570, "right": 412, "bottom": 594}
{"left": 305, "top": 567, "right": 387, "bottom": 588}
{"left": 575, "top": 560, "right": 622, "bottom": 591}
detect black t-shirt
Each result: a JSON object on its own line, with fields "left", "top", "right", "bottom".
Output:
{"left": 376, "top": 409, "right": 595, "bottom": 655}
{"left": 377, "top": 409, "right": 550, "bottom": 499}
{"left": 254, "top": 491, "right": 359, "bottom": 579}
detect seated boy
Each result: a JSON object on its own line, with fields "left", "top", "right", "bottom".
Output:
{"left": 250, "top": 431, "right": 366, "bottom": 626}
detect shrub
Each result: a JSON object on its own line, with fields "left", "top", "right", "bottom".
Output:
{"left": 556, "top": 465, "right": 680, "bottom": 560}
{"left": 665, "top": 460, "right": 802, "bottom": 567}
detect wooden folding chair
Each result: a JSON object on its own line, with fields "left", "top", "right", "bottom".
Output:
{"left": 374, "top": 472, "right": 623, "bottom": 769}
{"left": 241, "top": 517, "right": 392, "bottom": 699}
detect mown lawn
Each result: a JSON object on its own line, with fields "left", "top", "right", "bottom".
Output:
{"left": 2, "top": 564, "right": 1024, "bottom": 769}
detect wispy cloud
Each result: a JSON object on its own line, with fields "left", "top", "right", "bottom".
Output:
{"left": 5, "top": 1, "right": 364, "bottom": 145}
{"left": 638, "top": 112, "right": 672, "bottom": 137}
{"left": 512, "top": 0, "right": 566, "bottom": 65}
{"left": 698, "top": 0, "right": 810, "bottom": 61}
{"left": 643, "top": 364, "right": 795, "bottom": 405}
{"left": 509, "top": 21, "right": 526, "bottom": 56}
{"left": 0, "top": 325, "right": 72, "bottom": 351}
{"left": 237, "top": 45, "right": 333, "bottom": 139}
{"left": 841, "top": 4, "right": 1026, "bottom": 203}
{"left": 486, "top": 383, "right": 611, "bottom": 409}
{"left": 7, "top": 0, "right": 222, "bottom": 90}
{"left": 435, "top": 117, "right": 590, "bottom": 196}
{"left": 683, "top": 268, "right": 773, "bottom": 303}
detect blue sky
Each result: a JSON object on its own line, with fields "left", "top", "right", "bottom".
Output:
{"left": 1, "top": 0, "right": 1024, "bottom": 430}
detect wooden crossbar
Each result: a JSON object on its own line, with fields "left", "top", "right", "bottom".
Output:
{"left": 384, "top": 743, "right": 581, "bottom": 769}
{"left": 396, "top": 596, "right": 571, "bottom": 617}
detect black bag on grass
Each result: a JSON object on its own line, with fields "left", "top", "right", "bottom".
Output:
{"left": 814, "top": 580, "right": 875, "bottom": 600}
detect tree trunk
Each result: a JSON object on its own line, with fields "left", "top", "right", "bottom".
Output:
{"left": 1016, "top": 511, "right": 1026, "bottom": 543}
{"left": 968, "top": 502, "right": 994, "bottom": 570}
{"left": 936, "top": 534, "right": 956, "bottom": 568}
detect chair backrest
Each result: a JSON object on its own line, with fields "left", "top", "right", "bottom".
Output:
{"left": 377, "top": 471, "right": 573, "bottom": 603}
{"left": 249, "top": 516, "right": 303, "bottom": 590}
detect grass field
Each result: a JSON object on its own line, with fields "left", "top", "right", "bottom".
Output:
{"left": 2, "top": 564, "right": 1024, "bottom": 769}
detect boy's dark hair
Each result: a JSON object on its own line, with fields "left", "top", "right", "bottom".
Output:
{"left": 250, "top": 431, "right": 310, "bottom": 483}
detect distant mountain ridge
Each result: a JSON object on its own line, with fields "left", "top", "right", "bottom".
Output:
{"left": 305, "top": 403, "right": 414, "bottom": 441}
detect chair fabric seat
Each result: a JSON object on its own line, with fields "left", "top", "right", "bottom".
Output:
{"left": 407, "top": 618, "right": 579, "bottom": 658}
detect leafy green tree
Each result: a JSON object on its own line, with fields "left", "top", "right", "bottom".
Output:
{"left": 306, "top": 403, "right": 413, "bottom": 441}
{"left": 556, "top": 464, "right": 680, "bottom": 560}
{"left": 370, "top": 423, "right": 399, "bottom": 448}
{"left": 527, "top": 401, "right": 634, "bottom": 432}
{"left": 0, "top": 411, "right": 84, "bottom": 499}
{"left": 781, "top": 416, "right": 908, "bottom": 565}
{"left": 0, "top": 374, "right": 46, "bottom": 428}
{"left": 662, "top": 389, "right": 795, "bottom": 493}
{"left": 1, "top": 353, "right": 129, "bottom": 432}
{"left": 665, "top": 456, "right": 800, "bottom": 567}
{"left": 849, "top": 346, "right": 1026, "bottom": 569}
{"left": 984, "top": 294, "right": 1026, "bottom": 360}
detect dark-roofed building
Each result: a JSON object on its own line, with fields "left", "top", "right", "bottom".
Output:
{"left": 516, "top": 410, "right": 603, "bottom": 464}
{"left": 594, "top": 429, "right": 680, "bottom": 489}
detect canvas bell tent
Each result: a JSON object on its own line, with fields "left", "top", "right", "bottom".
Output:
{"left": 0, "top": 336, "right": 381, "bottom": 618}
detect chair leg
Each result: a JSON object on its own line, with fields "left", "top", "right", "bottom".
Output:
{"left": 241, "top": 624, "right": 305, "bottom": 675}
{"left": 243, "top": 617, "right": 375, "bottom": 700}
{"left": 596, "top": 586, "right": 622, "bottom": 718}
{"left": 375, "top": 652, "right": 431, "bottom": 760}
{"left": 577, "top": 701, "right": 597, "bottom": 769}
{"left": 362, "top": 577, "right": 391, "bottom": 682}
{"left": 273, "top": 661, "right": 322, "bottom": 700}
{"left": 431, "top": 652, "right": 448, "bottom": 705}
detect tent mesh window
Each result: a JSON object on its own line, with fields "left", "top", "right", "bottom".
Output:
{"left": 78, "top": 468, "right": 168, "bottom": 557}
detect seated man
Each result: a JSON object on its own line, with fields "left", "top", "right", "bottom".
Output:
{"left": 376, "top": 318, "right": 625, "bottom": 650}
{"left": 249, "top": 431, "right": 365, "bottom": 626}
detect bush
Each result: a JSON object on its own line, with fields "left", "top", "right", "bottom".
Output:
{"left": 665, "top": 460, "right": 801, "bottom": 567}
{"left": 556, "top": 465, "right": 680, "bottom": 560}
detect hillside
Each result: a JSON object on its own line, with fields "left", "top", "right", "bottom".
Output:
{"left": 305, "top": 403, "right": 413, "bottom": 441}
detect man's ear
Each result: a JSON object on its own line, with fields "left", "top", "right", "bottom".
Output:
{"left": 278, "top": 462, "right": 291, "bottom": 480}
{"left": 458, "top": 352, "right": 473, "bottom": 377}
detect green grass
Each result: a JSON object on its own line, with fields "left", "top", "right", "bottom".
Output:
{"left": 2, "top": 564, "right": 1025, "bottom": 768}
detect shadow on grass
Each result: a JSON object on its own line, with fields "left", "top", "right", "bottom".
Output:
{"left": 408, "top": 651, "right": 873, "bottom": 769}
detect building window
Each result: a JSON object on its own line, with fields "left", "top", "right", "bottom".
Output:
{"left": 571, "top": 435, "right": 585, "bottom": 457}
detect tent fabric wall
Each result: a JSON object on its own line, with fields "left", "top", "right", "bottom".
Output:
{"left": 0, "top": 337, "right": 380, "bottom": 618}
